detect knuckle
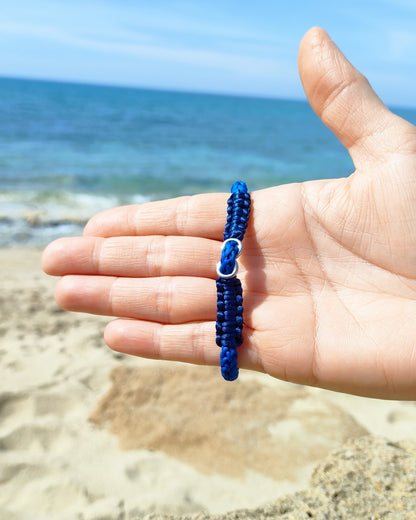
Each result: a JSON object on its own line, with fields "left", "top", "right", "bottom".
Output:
{"left": 320, "top": 73, "right": 362, "bottom": 126}
{"left": 175, "top": 196, "right": 194, "bottom": 235}
{"left": 144, "top": 236, "right": 166, "bottom": 277}
{"left": 154, "top": 276, "right": 175, "bottom": 322}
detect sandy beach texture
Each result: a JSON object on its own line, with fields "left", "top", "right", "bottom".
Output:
{"left": 1, "top": 247, "right": 416, "bottom": 519}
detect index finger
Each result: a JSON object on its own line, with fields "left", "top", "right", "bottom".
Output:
{"left": 84, "top": 193, "right": 229, "bottom": 239}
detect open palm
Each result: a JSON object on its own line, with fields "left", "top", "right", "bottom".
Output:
{"left": 42, "top": 28, "right": 416, "bottom": 399}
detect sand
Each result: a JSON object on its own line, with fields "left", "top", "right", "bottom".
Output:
{"left": 157, "top": 436, "right": 416, "bottom": 519}
{"left": 1, "top": 247, "right": 416, "bottom": 519}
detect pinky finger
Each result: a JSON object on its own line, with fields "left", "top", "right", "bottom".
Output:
{"left": 104, "top": 319, "right": 260, "bottom": 371}
{"left": 105, "top": 319, "right": 218, "bottom": 366}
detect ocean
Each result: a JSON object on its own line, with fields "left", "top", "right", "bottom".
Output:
{"left": 1, "top": 77, "right": 415, "bottom": 246}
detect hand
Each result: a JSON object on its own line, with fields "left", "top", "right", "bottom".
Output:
{"left": 42, "top": 27, "right": 416, "bottom": 399}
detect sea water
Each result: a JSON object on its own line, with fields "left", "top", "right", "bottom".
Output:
{"left": 1, "top": 77, "right": 415, "bottom": 246}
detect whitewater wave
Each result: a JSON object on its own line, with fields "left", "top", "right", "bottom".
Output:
{"left": 0, "top": 190, "right": 151, "bottom": 246}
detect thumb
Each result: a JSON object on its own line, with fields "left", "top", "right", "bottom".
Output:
{"left": 298, "top": 27, "right": 414, "bottom": 169}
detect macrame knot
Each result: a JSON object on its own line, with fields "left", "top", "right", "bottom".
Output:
{"left": 216, "top": 181, "right": 251, "bottom": 381}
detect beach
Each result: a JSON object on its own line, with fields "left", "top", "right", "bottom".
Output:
{"left": 1, "top": 246, "right": 416, "bottom": 519}
{"left": 2, "top": 78, "right": 416, "bottom": 519}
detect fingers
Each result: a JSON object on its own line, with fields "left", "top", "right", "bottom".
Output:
{"left": 83, "top": 192, "right": 229, "bottom": 238}
{"left": 42, "top": 235, "right": 219, "bottom": 279}
{"left": 104, "top": 318, "right": 261, "bottom": 371}
{"left": 55, "top": 275, "right": 216, "bottom": 323}
{"left": 298, "top": 27, "right": 415, "bottom": 168}
{"left": 104, "top": 319, "right": 218, "bottom": 364}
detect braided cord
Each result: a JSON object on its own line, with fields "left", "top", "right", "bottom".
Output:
{"left": 216, "top": 181, "right": 251, "bottom": 381}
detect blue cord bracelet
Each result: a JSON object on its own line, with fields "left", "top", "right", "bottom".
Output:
{"left": 216, "top": 181, "right": 251, "bottom": 381}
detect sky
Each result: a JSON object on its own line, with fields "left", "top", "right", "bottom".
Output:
{"left": 0, "top": 0, "right": 415, "bottom": 107}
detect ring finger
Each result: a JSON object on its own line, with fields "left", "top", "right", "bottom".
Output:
{"left": 55, "top": 274, "right": 216, "bottom": 324}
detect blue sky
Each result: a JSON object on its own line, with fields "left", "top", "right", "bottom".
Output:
{"left": 0, "top": 0, "right": 415, "bottom": 107}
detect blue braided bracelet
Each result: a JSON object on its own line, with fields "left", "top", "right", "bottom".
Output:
{"left": 216, "top": 181, "right": 251, "bottom": 381}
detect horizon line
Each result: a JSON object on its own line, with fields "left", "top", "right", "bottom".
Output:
{"left": 0, "top": 73, "right": 310, "bottom": 105}
{"left": 1, "top": 74, "right": 415, "bottom": 112}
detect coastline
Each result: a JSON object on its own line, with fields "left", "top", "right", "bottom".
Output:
{"left": 1, "top": 246, "right": 416, "bottom": 519}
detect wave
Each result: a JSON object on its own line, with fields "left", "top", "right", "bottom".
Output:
{"left": 0, "top": 190, "right": 151, "bottom": 246}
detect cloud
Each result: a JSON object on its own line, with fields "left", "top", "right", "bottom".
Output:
{"left": 387, "top": 29, "right": 416, "bottom": 63}
{"left": 381, "top": 0, "right": 416, "bottom": 12}
{"left": 0, "top": 20, "right": 286, "bottom": 79}
{"left": 1, "top": 0, "right": 413, "bottom": 105}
